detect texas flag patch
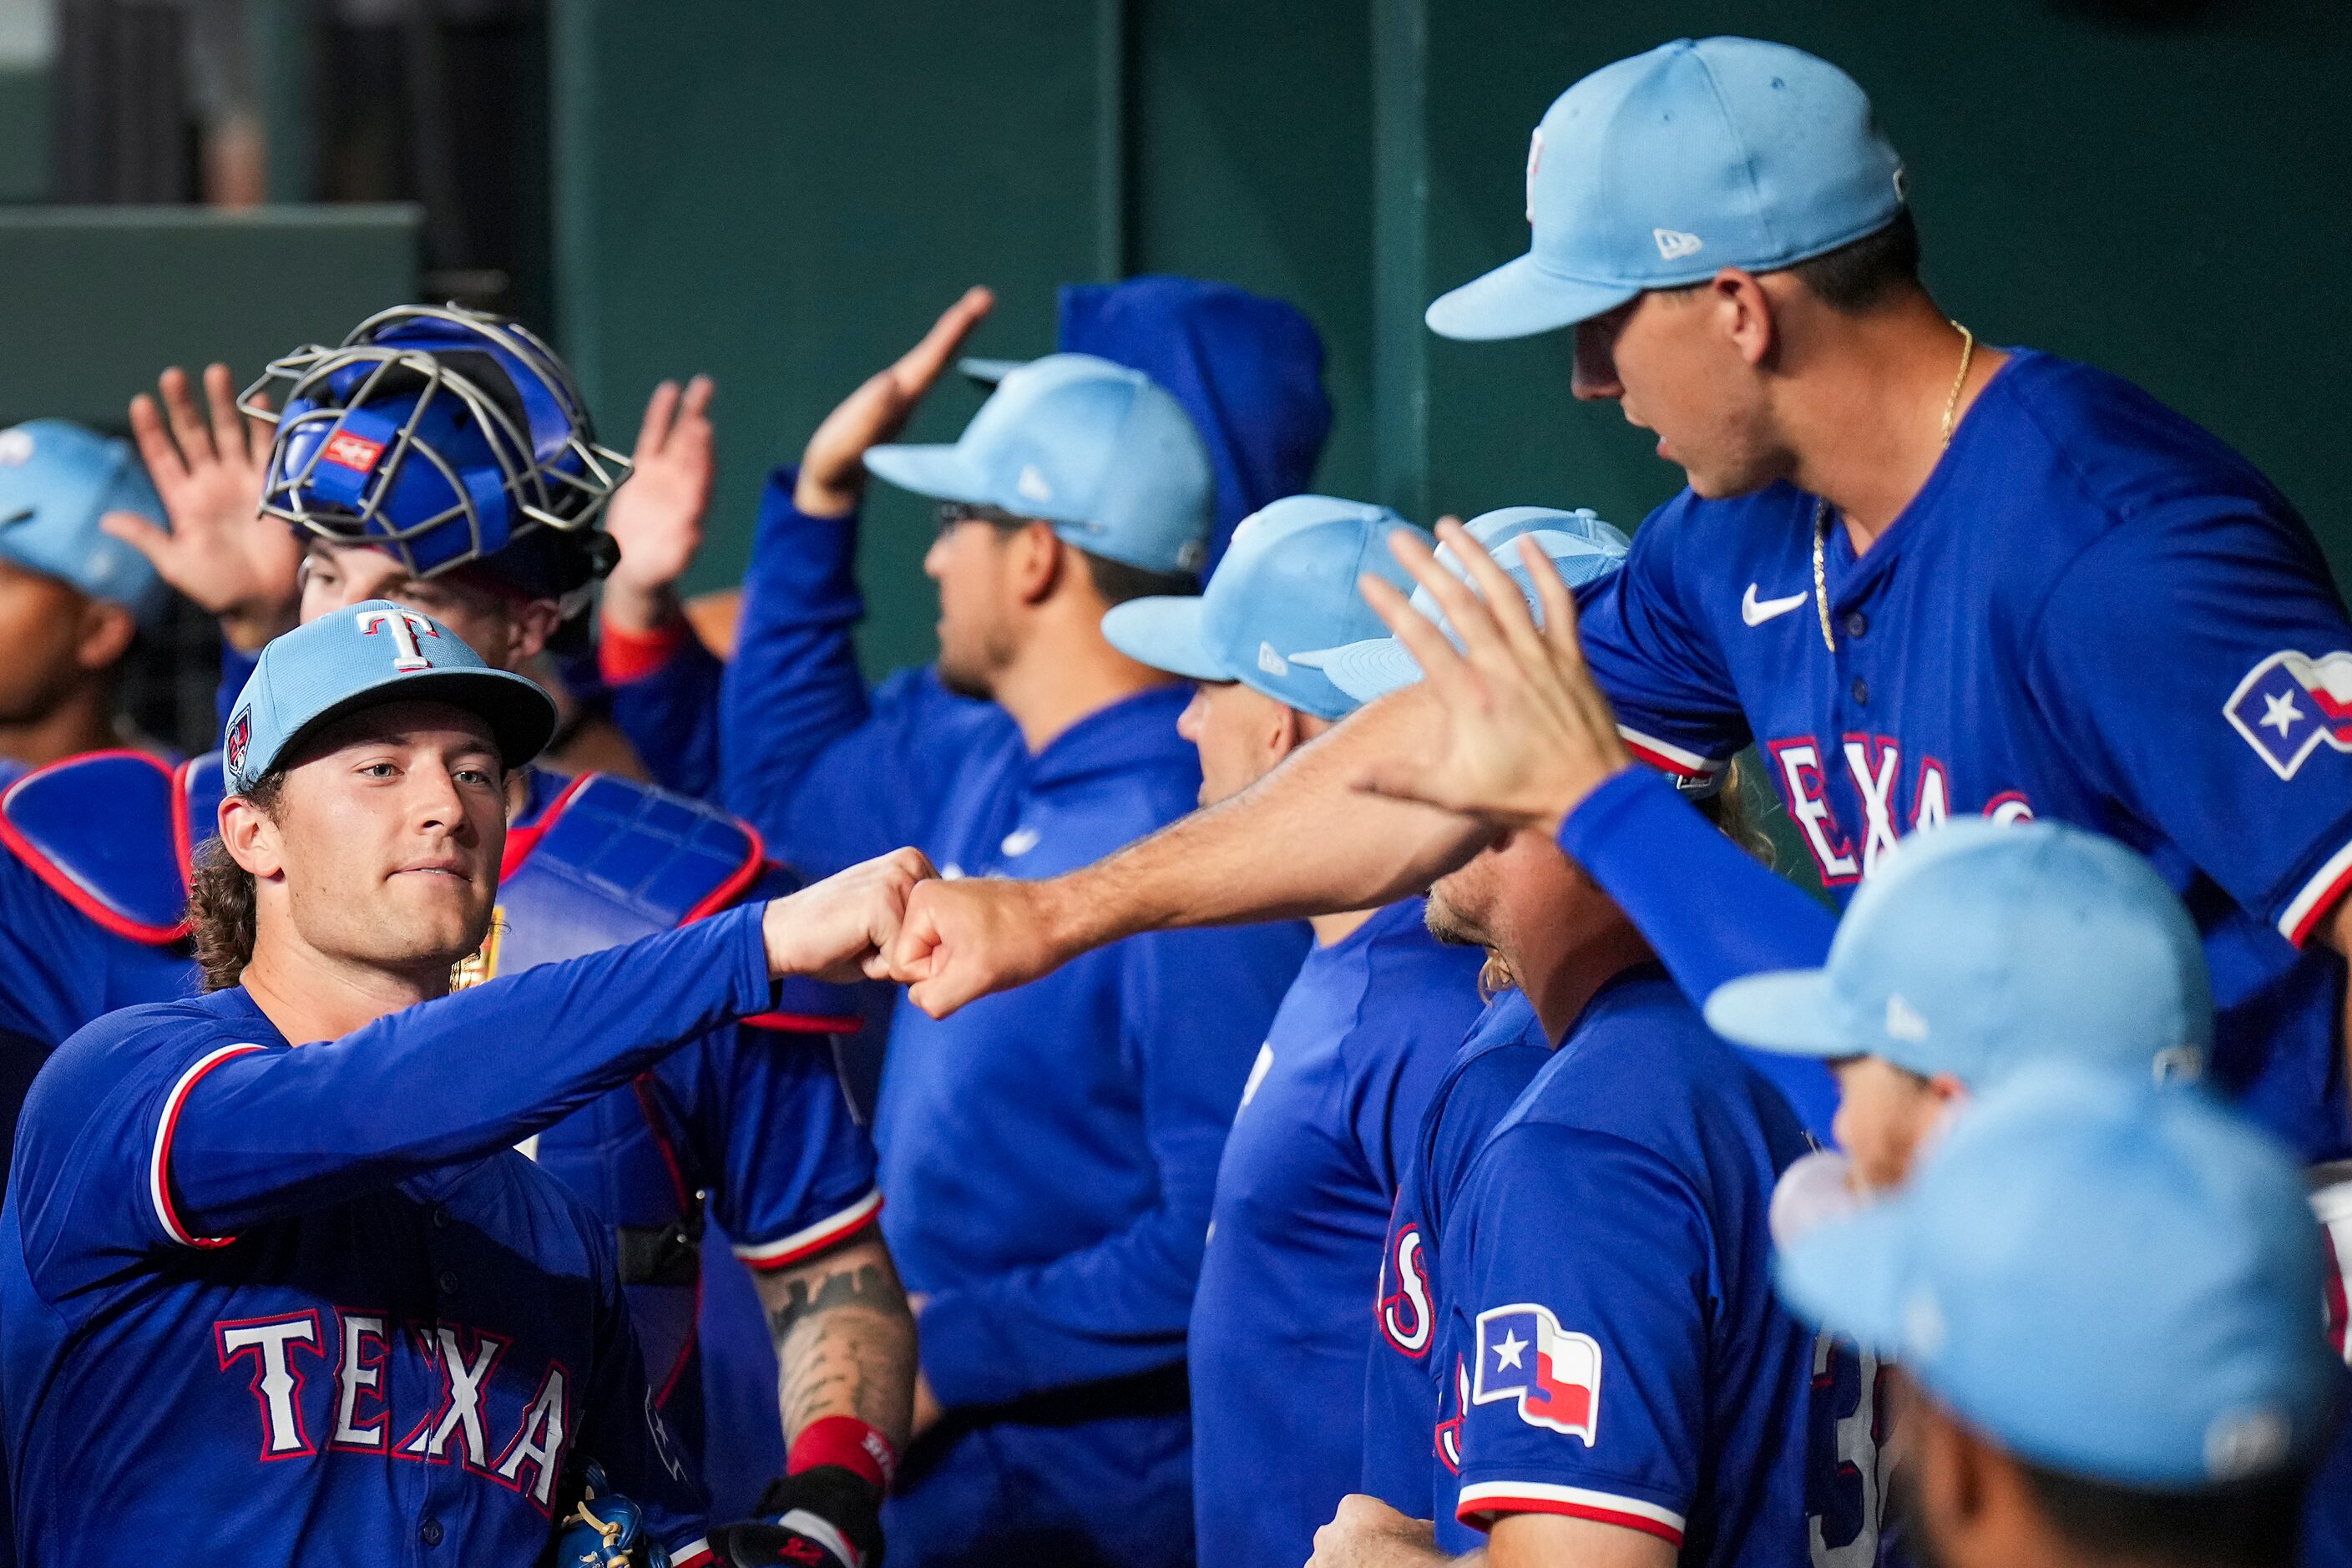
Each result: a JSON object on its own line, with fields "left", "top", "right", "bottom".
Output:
{"left": 321, "top": 431, "right": 387, "bottom": 473}
{"left": 2225, "top": 650, "right": 2352, "bottom": 780}
{"left": 1472, "top": 1302, "right": 1601, "bottom": 1444}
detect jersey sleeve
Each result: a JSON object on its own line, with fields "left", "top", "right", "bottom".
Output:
{"left": 2027, "top": 505, "right": 2352, "bottom": 946}
{"left": 913, "top": 921, "right": 1307, "bottom": 1406}
{"left": 1576, "top": 497, "right": 1751, "bottom": 788}
{"left": 1555, "top": 771, "right": 1840, "bottom": 1140}
{"left": 1445, "top": 1123, "right": 1711, "bottom": 1549}
{"left": 719, "top": 467, "right": 1002, "bottom": 877}
{"left": 10, "top": 1018, "right": 276, "bottom": 1294}
{"left": 165, "top": 908, "right": 774, "bottom": 1238}
{"left": 601, "top": 621, "right": 726, "bottom": 802}
{"left": 670, "top": 1026, "right": 882, "bottom": 1274}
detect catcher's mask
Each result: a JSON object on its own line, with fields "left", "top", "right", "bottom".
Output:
{"left": 240, "top": 305, "right": 629, "bottom": 615}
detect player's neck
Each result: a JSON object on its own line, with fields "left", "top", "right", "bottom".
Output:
{"left": 991, "top": 622, "right": 1179, "bottom": 754}
{"left": 1509, "top": 918, "right": 1656, "bottom": 1042}
{"left": 0, "top": 677, "right": 122, "bottom": 770}
{"left": 240, "top": 925, "right": 453, "bottom": 1045}
{"left": 1777, "top": 294, "right": 2009, "bottom": 550}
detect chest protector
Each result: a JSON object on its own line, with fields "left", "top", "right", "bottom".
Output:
{"left": 0, "top": 751, "right": 220, "bottom": 944}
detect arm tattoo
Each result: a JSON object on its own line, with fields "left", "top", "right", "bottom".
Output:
{"left": 760, "top": 1242, "right": 916, "bottom": 1446}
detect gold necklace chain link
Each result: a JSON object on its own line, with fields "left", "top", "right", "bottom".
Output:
{"left": 1813, "top": 321, "right": 1975, "bottom": 654}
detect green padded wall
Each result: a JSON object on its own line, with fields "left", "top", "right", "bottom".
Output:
{"left": 555, "top": 2, "right": 2352, "bottom": 676}
{"left": 0, "top": 205, "right": 421, "bottom": 431}
{"left": 552, "top": 1, "right": 1122, "bottom": 678}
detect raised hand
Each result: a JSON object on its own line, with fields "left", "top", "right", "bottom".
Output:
{"left": 601, "top": 375, "right": 716, "bottom": 635}
{"left": 888, "top": 876, "right": 1076, "bottom": 1019}
{"left": 101, "top": 363, "right": 299, "bottom": 651}
{"left": 1348, "top": 520, "right": 1635, "bottom": 838}
{"left": 762, "top": 847, "right": 939, "bottom": 984}
{"left": 793, "top": 286, "right": 994, "bottom": 518}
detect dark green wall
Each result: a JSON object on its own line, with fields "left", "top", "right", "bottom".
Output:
{"left": 555, "top": 1, "right": 2352, "bottom": 675}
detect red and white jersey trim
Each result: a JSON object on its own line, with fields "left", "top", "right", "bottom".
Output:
{"left": 2279, "top": 837, "right": 2352, "bottom": 948}
{"left": 732, "top": 1189, "right": 884, "bottom": 1272}
{"left": 150, "top": 1043, "right": 267, "bottom": 1248}
{"left": 1455, "top": 1479, "right": 1687, "bottom": 1545}
{"left": 667, "top": 1535, "right": 714, "bottom": 1567}
{"left": 1614, "top": 725, "right": 1724, "bottom": 782}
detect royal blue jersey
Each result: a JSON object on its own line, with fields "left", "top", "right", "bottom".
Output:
{"left": 0, "top": 906, "right": 784, "bottom": 1566}
{"left": 1189, "top": 899, "right": 1486, "bottom": 1568}
{"left": 0, "top": 750, "right": 873, "bottom": 1524}
{"left": 1432, "top": 965, "right": 1822, "bottom": 1564}
{"left": 1360, "top": 988, "right": 1550, "bottom": 1519}
{"left": 1576, "top": 349, "right": 2352, "bottom": 1160}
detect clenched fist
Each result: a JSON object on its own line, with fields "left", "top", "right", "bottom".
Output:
{"left": 763, "top": 847, "right": 938, "bottom": 984}
{"left": 886, "top": 876, "right": 1080, "bottom": 1018}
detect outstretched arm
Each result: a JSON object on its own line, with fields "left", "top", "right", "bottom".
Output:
{"left": 891, "top": 685, "right": 1488, "bottom": 1016}
{"left": 167, "top": 850, "right": 932, "bottom": 1237}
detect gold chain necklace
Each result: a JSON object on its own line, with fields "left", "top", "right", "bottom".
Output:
{"left": 1812, "top": 321, "right": 1975, "bottom": 654}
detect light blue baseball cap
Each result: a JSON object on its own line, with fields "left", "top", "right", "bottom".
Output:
{"left": 1706, "top": 820, "right": 2212, "bottom": 1090}
{"left": 1100, "top": 494, "right": 1420, "bottom": 721}
{"left": 224, "top": 599, "right": 556, "bottom": 794}
{"left": 0, "top": 419, "right": 171, "bottom": 625}
{"left": 1426, "top": 37, "right": 1907, "bottom": 341}
{"left": 1777, "top": 1065, "right": 2343, "bottom": 1488}
{"left": 865, "top": 352, "right": 1214, "bottom": 575}
{"left": 1300, "top": 506, "right": 1628, "bottom": 704}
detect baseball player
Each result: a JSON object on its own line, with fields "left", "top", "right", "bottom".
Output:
{"left": 1096, "top": 493, "right": 1489, "bottom": 1568}
{"left": 888, "top": 33, "right": 2352, "bottom": 1184}
{"left": 31, "top": 310, "right": 910, "bottom": 1540}
{"left": 1778, "top": 1065, "right": 2343, "bottom": 1568}
{"left": 594, "top": 276, "right": 1331, "bottom": 807}
{"left": 0, "top": 420, "right": 173, "bottom": 770}
{"left": 1299, "top": 612, "right": 1835, "bottom": 1568}
{"left": 722, "top": 312, "right": 1308, "bottom": 1567}
{"left": 0, "top": 602, "right": 930, "bottom": 1566}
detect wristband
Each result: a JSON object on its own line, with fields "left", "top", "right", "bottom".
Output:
{"left": 597, "top": 616, "right": 690, "bottom": 685}
{"left": 788, "top": 1414, "right": 898, "bottom": 1490}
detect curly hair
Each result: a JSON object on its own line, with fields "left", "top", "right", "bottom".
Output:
{"left": 186, "top": 771, "right": 283, "bottom": 992}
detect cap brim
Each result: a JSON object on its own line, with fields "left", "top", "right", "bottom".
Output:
{"left": 958, "top": 357, "right": 1027, "bottom": 387}
{"left": 862, "top": 443, "right": 994, "bottom": 506}
{"left": 1100, "top": 596, "right": 1228, "bottom": 683}
{"left": 1770, "top": 1197, "right": 1915, "bottom": 1355}
{"left": 254, "top": 667, "right": 558, "bottom": 787}
{"left": 1300, "top": 635, "right": 1423, "bottom": 703}
{"left": 1702, "top": 969, "right": 1854, "bottom": 1057}
{"left": 1424, "top": 254, "right": 1641, "bottom": 342}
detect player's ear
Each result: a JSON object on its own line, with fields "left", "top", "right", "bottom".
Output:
{"left": 504, "top": 597, "right": 565, "bottom": 665}
{"left": 1009, "top": 521, "right": 1063, "bottom": 607}
{"left": 73, "top": 599, "right": 138, "bottom": 674}
{"left": 1713, "top": 267, "right": 1778, "bottom": 368}
{"left": 218, "top": 793, "right": 285, "bottom": 880}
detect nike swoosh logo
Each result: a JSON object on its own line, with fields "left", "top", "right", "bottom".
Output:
{"left": 1742, "top": 584, "right": 1809, "bottom": 627}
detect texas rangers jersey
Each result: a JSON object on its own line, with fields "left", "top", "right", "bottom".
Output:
{"left": 1432, "top": 965, "right": 1822, "bottom": 1563}
{"left": 0, "top": 746, "right": 873, "bottom": 1521}
{"left": 1189, "top": 899, "right": 1485, "bottom": 1568}
{"left": 1360, "top": 987, "right": 1550, "bottom": 1519}
{"left": 1578, "top": 349, "right": 2352, "bottom": 1161}
{"left": 0, "top": 907, "right": 781, "bottom": 1566}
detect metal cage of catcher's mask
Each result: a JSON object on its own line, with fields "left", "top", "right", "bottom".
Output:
{"left": 239, "top": 305, "right": 632, "bottom": 606}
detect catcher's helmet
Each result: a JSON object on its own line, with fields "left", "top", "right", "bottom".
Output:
{"left": 240, "top": 305, "right": 630, "bottom": 611}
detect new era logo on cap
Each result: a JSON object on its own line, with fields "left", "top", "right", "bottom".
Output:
{"left": 1652, "top": 228, "right": 1704, "bottom": 260}
{"left": 323, "top": 432, "right": 387, "bottom": 473}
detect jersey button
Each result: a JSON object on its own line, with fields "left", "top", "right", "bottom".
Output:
{"left": 1850, "top": 677, "right": 1870, "bottom": 706}
{"left": 437, "top": 1269, "right": 459, "bottom": 1296}
{"left": 1844, "top": 610, "right": 1869, "bottom": 640}
{"left": 419, "top": 1518, "right": 443, "bottom": 1548}
{"left": 432, "top": 1206, "right": 451, "bottom": 1230}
